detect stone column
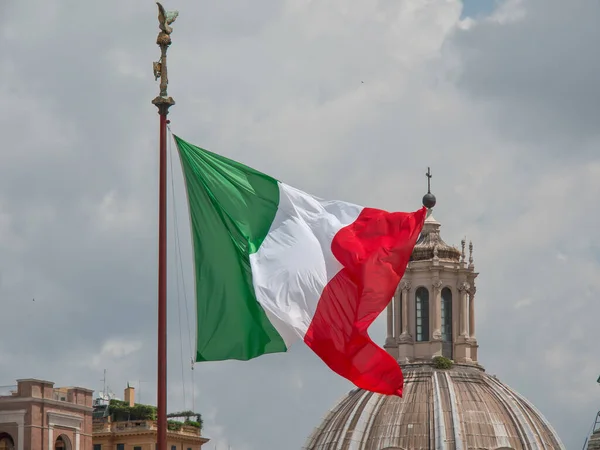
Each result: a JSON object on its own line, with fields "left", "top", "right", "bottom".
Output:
{"left": 458, "top": 281, "right": 470, "bottom": 338}
{"left": 399, "top": 280, "right": 411, "bottom": 341}
{"left": 17, "top": 422, "right": 24, "bottom": 450}
{"left": 394, "top": 289, "right": 402, "bottom": 338}
{"left": 75, "top": 429, "right": 80, "bottom": 450}
{"left": 386, "top": 302, "right": 394, "bottom": 341}
{"left": 385, "top": 292, "right": 398, "bottom": 350}
{"left": 468, "top": 286, "right": 476, "bottom": 339}
{"left": 432, "top": 280, "right": 442, "bottom": 340}
{"left": 47, "top": 426, "right": 54, "bottom": 450}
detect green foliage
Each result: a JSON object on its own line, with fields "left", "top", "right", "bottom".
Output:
{"left": 432, "top": 356, "right": 453, "bottom": 370}
{"left": 167, "top": 420, "right": 183, "bottom": 431}
{"left": 107, "top": 401, "right": 202, "bottom": 430}
{"left": 167, "top": 410, "right": 203, "bottom": 429}
{"left": 131, "top": 403, "right": 157, "bottom": 420}
{"left": 185, "top": 420, "right": 202, "bottom": 429}
{"left": 108, "top": 399, "right": 156, "bottom": 421}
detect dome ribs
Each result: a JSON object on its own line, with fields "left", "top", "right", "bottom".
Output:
{"left": 304, "top": 365, "right": 566, "bottom": 450}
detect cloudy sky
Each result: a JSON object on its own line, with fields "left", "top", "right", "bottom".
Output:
{"left": 1, "top": 0, "right": 599, "bottom": 448}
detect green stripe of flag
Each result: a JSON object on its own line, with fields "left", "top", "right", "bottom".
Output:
{"left": 175, "top": 136, "right": 287, "bottom": 362}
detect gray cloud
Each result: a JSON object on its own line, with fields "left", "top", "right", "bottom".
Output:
{"left": 1, "top": 0, "right": 599, "bottom": 449}
{"left": 452, "top": 0, "right": 600, "bottom": 153}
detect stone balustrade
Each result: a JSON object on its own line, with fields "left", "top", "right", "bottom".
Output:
{"left": 92, "top": 419, "right": 202, "bottom": 437}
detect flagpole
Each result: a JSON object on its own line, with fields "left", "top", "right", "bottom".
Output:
{"left": 152, "top": 3, "right": 177, "bottom": 450}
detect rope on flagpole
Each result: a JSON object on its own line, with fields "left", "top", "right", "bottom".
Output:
{"left": 168, "top": 127, "right": 197, "bottom": 413}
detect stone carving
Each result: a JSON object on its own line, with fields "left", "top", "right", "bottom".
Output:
{"left": 458, "top": 281, "right": 471, "bottom": 292}
{"left": 432, "top": 280, "right": 443, "bottom": 291}
{"left": 468, "top": 285, "right": 477, "bottom": 296}
{"left": 469, "top": 241, "right": 474, "bottom": 265}
{"left": 398, "top": 333, "right": 412, "bottom": 343}
{"left": 399, "top": 280, "right": 412, "bottom": 291}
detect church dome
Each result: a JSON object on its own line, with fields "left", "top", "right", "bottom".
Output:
{"left": 305, "top": 178, "right": 564, "bottom": 450}
{"left": 411, "top": 213, "right": 461, "bottom": 262}
{"left": 304, "top": 363, "right": 565, "bottom": 450}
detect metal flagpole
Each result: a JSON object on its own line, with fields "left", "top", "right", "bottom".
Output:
{"left": 152, "top": 3, "right": 178, "bottom": 450}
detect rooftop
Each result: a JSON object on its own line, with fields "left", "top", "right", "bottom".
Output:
{"left": 304, "top": 363, "right": 565, "bottom": 450}
{"left": 0, "top": 378, "right": 93, "bottom": 407}
{"left": 93, "top": 419, "right": 207, "bottom": 442}
{"left": 588, "top": 429, "right": 600, "bottom": 450}
{"left": 411, "top": 212, "right": 462, "bottom": 262}
{"left": 92, "top": 396, "right": 206, "bottom": 442}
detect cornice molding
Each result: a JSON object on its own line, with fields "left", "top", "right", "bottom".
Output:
{"left": 47, "top": 410, "right": 83, "bottom": 430}
{"left": 0, "top": 396, "right": 92, "bottom": 413}
{"left": 92, "top": 428, "right": 208, "bottom": 442}
{"left": 0, "top": 409, "right": 26, "bottom": 425}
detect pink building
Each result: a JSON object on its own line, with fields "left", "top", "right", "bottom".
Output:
{"left": 0, "top": 378, "right": 93, "bottom": 450}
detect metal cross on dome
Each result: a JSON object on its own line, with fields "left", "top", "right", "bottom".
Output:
{"left": 426, "top": 167, "right": 432, "bottom": 194}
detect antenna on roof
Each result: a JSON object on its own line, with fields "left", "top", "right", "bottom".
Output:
{"left": 102, "top": 369, "right": 107, "bottom": 397}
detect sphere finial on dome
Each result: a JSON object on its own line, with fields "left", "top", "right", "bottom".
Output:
{"left": 422, "top": 166, "right": 436, "bottom": 209}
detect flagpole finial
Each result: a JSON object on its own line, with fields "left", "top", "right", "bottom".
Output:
{"left": 422, "top": 167, "right": 436, "bottom": 209}
{"left": 152, "top": 2, "right": 178, "bottom": 115}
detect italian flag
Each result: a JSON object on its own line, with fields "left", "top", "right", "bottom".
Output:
{"left": 175, "top": 136, "right": 426, "bottom": 396}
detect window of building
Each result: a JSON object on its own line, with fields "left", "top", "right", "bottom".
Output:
{"left": 415, "top": 287, "right": 429, "bottom": 342}
{"left": 116, "top": 444, "right": 125, "bottom": 450}
{"left": 134, "top": 447, "right": 142, "bottom": 450}
{"left": 0, "top": 433, "right": 15, "bottom": 450}
{"left": 441, "top": 287, "right": 453, "bottom": 341}
{"left": 171, "top": 446, "right": 177, "bottom": 450}
{"left": 93, "top": 445, "right": 101, "bottom": 450}
{"left": 55, "top": 436, "right": 71, "bottom": 450}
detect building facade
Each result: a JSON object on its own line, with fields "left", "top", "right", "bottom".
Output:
{"left": 92, "top": 386, "right": 209, "bottom": 450}
{"left": 587, "top": 413, "right": 600, "bottom": 450}
{"left": 589, "top": 431, "right": 600, "bottom": 450}
{"left": 0, "top": 378, "right": 94, "bottom": 450}
{"left": 304, "top": 188, "right": 566, "bottom": 449}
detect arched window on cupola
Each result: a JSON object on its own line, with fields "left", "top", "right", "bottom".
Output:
{"left": 441, "top": 287, "right": 453, "bottom": 341}
{"left": 415, "top": 287, "right": 429, "bottom": 342}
